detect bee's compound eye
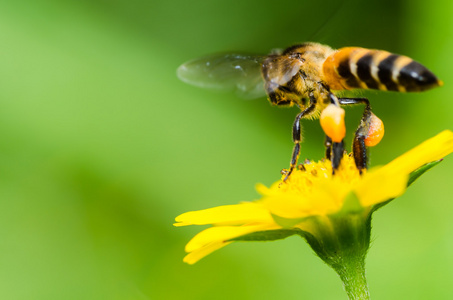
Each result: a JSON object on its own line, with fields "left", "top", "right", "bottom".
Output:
{"left": 320, "top": 104, "right": 346, "bottom": 143}
{"left": 364, "top": 113, "right": 384, "bottom": 147}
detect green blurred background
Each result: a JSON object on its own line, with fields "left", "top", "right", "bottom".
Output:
{"left": 0, "top": 0, "right": 451, "bottom": 299}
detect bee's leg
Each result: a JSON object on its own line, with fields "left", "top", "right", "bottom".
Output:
{"left": 283, "top": 104, "right": 317, "bottom": 181}
{"left": 327, "top": 93, "right": 345, "bottom": 173}
{"left": 324, "top": 135, "right": 332, "bottom": 160}
{"left": 324, "top": 136, "right": 343, "bottom": 172}
{"left": 338, "top": 97, "right": 371, "bottom": 173}
{"left": 331, "top": 141, "right": 344, "bottom": 173}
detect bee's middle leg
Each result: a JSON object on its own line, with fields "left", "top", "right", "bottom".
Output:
{"left": 324, "top": 136, "right": 345, "bottom": 171}
{"left": 331, "top": 141, "right": 345, "bottom": 173}
{"left": 326, "top": 93, "right": 346, "bottom": 173}
{"left": 324, "top": 135, "right": 332, "bottom": 160}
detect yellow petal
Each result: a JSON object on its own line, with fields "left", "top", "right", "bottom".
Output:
{"left": 355, "top": 130, "right": 453, "bottom": 207}
{"left": 262, "top": 196, "right": 315, "bottom": 219}
{"left": 263, "top": 176, "right": 352, "bottom": 218}
{"left": 174, "top": 202, "right": 272, "bottom": 226}
{"left": 255, "top": 183, "right": 271, "bottom": 196}
{"left": 355, "top": 169, "right": 408, "bottom": 207}
{"left": 185, "top": 223, "right": 281, "bottom": 253}
{"left": 383, "top": 130, "right": 453, "bottom": 175}
{"left": 183, "top": 241, "right": 233, "bottom": 265}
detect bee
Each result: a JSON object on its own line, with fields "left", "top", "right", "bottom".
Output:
{"left": 177, "top": 42, "right": 442, "bottom": 180}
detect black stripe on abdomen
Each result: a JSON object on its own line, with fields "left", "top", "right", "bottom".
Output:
{"left": 356, "top": 54, "right": 379, "bottom": 89}
{"left": 337, "top": 57, "right": 361, "bottom": 88}
{"left": 398, "top": 61, "right": 440, "bottom": 92}
{"left": 377, "top": 54, "right": 400, "bottom": 91}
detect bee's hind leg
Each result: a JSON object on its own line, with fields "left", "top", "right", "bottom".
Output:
{"left": 283, "top": 104, "right": 316, "bottom": 182}
{"left": 338, "top": 97, "right": 372, "bottom": 173}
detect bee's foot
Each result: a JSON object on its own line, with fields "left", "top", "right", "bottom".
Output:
{"left": 282, "top": 168, "right": 294, "bottom": 182}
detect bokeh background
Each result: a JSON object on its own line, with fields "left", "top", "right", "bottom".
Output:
{"left": 0, "top": 0, "right": 452, "bottom": 299}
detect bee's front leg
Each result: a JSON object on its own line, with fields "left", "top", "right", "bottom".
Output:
{"left": 283, "top": 104, "right": 316, "bottom": 182}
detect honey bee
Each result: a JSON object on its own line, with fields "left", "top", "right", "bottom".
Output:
{"left": 177, "top": 42, "right": 442, "bottom": 180}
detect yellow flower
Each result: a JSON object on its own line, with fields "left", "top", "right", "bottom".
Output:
{"left": 175, "top": 130, "right": 453, "bottom": 265}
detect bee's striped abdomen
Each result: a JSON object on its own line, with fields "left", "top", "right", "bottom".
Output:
{"left": 322, "top": 47, "right": 442, "bottom": 92}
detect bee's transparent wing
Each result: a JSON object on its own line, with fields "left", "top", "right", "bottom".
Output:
{"left": 177, "top": 53, "right": 267, "bottom": 99}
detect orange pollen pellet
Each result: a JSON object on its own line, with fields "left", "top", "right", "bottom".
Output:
{"left": 320, "top": 104, "right": 346, "bottom": 143}
{"left": 365, "top": 113, "right": 385, "bottom": 147}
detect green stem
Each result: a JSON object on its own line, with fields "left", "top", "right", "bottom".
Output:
{"left": 334, "top": 257, "right": 370, "bottom": 300}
